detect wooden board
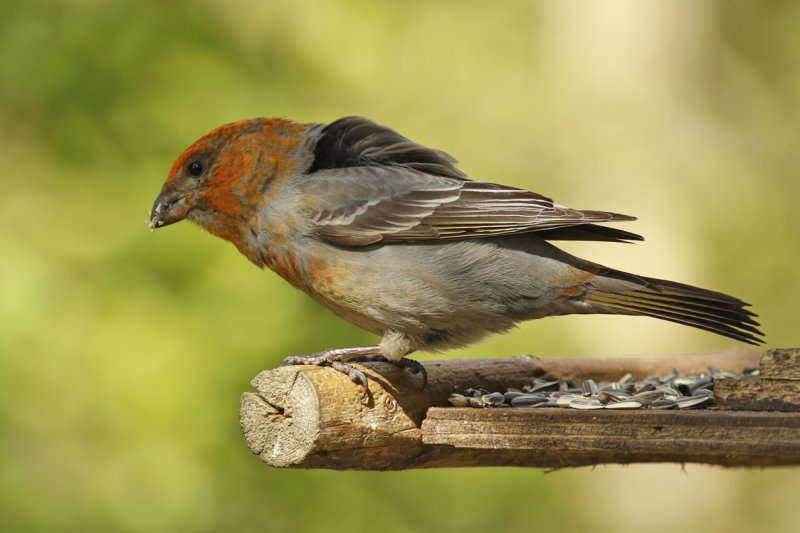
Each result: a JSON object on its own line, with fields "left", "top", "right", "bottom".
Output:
{"left": 421, "top": 407, "right": 800, "bottom": 468}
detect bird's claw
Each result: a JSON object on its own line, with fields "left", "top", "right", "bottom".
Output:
{"left": 280, "top": 353, "right": 371, "bottom": 399}
{"left": 330, "top": 361, "right": 370, "bottom": 399}
{"left": 394, "top": 357, "right": 428, "bottom": 389}
{"left": 279, "top": 354, "right": 302, "bottom": 367}
{"left": 348, "top": 355, "right": 427, "bottom": 389}
{"left": 279, "top": 349, "right": 424, "bottom": 398}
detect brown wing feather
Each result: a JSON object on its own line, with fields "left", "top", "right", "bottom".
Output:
{"left": 299, "top": 166, "right": 639, "bottom": 246}
{"left": 405, "top": 181, "right": 636, "bottom": 240}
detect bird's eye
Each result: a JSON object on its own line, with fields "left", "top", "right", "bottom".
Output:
{"left": 188, "top": 160, "right": 204, "bottom": 177}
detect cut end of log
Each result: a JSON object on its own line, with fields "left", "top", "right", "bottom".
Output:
{"left": 240, "top": 365, "right": 425, "bottom": 469}
{"left": 239, "top": 367, "right": 323, "bottom": 468}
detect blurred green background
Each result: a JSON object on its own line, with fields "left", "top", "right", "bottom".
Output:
{"left": 2, "top": 0, "right": 799, "bottom": 531}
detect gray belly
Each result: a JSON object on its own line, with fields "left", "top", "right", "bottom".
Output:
{"left": 304, "top": 235, "right": 578, "bottom": 351}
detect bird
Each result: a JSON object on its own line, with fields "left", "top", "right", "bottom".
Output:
{"left": 149, "top": 116, "right": 764, "bottom": 393}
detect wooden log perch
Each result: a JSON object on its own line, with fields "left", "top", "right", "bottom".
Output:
{"left": 238, "top": 347, "right": 800, "bottom": 470}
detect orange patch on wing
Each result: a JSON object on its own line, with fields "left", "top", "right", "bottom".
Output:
{"left": 561, "top": 285, "right": 585, "bottom": 297}
{"left": 307, "top": 256, "right": 334, "bottom": 287}
{"left": 559, "top": 266, "right": 598, "bottom": 298}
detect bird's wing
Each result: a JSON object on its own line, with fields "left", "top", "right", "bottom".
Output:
{"left": 298, "top": 166, "right": 640, "bottom": 246}
{"left": 304, "top": 116, "right": 467, "bottom": 179}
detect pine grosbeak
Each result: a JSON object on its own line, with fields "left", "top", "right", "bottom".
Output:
{"left": 149, "top": 116, "right": 763, "bottom": 391}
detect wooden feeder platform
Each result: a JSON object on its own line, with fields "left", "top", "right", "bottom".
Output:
{"left": 239, "top": 347, "right": 800, "bottom": 470}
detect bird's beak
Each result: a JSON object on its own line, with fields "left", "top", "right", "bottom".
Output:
{"left": 149, "top": 189, "right": 192, "bottom": 231}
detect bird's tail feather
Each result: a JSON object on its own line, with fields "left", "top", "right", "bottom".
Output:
{"left": 582, "top": 269, "right": 764, "bottom": 345}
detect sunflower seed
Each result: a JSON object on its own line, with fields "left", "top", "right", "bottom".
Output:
{"left": 597, "top": 391, "right": 622, "bottom": 405}
{"left": 743, "top": 366, "right": 759, "bottom": 376}
{"left": 526, "top": 380, "right": 559, "bottom": 393}
{"left": 631, "top": 390, "right": 667, "bottom": 405}
{"left": 605, "top": 400, "right": 644, "bottom": 409}
{"left": 689, "top": 377, "right": 714, "bottom": 394}
{"left": 660, "top": 368, "right": 679, "bottom": 383}
{"left": 636, "top": 382, "right": 656, "bottom": 394}
{"left": 651, "top": 398, "right": 678, "bottom": 409}
{"left": 510, "top": 394, "right": 549, "bottom": 407}
{"left": 480, "top": 392, "right": 506, "bottom": 407}
{"left": 559, "top": 378, "right": 577, "bottom": 391}
{"left": 618, "top": 373, "right": 635, "bottom": 386}
{"left": 503, "top": 391, "right": 525, "bottom": 401}
{"left": 599, "top": 388, "right": 632, "bottom": 397}
{"left": 556, "top": 395, "right": 580, "bottom": 407}
{"left": 581, "top": 379, "right": 599, "bottom": 396}
{"left": 676, "top": 394, "right": 712, "bottom": 409}
{"left": 657, "top": 383, "right": 680, "bottom": 395}
{"left": 691, "top": 388, "right": 713, "bottom": 398}
{"left": 717, "top": 369, "right": 743, "bottom": 380}
{"left": 569, "top": 398, "right": 605, "bottom": 410}
{"left": 448, "top": 394, "right": 470, "bottom": 407}
{"left": 448, "top": 365, "right": 745, "bottom": 410}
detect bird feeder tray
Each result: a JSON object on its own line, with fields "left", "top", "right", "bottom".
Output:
{"left": 239, "top": 348, "right": 800, "bottom": 470}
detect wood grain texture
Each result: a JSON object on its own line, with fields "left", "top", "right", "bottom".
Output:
{"left": 421, "top": 408, "right": 800, "bottom": 468}
{"left": 714, "top": 348, "right": 800, "bottom": 412}
{"left": 240, "top": 365, "right": 424, "bottom": 470}
{"left": 760, "top": 348, "right": 800, "bottom": 380}
{"left": 715, "top": 379, "right": 800, "bottom": 412}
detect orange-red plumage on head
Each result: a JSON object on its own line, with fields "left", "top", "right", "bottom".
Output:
{"left": 166, "top": 117, "right": 306, "bottom": 186}
{"left": 166, "top": 120, "right": 251, "bottom": 184}
{"left": 154, "top": 117, "right": 308, "bottom": 266}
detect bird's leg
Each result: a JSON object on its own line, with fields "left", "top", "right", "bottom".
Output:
{"left": 280, "top": 345, "right": 383, "bottom": 399}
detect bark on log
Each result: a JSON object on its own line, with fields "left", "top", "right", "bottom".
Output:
{"left": 716, "top": 347, "right": 800, "bottom": 412}
{"left": 715, "top": 380, "right": 800, "bottom": 412}
{"left": 760, "top": 348, "right": 800, "bottom": 380}
{"left": 240, "top": 348, "right": 765, "bottom": 470}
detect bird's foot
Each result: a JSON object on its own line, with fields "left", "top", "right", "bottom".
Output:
{"left": 280, "top": 346, "right": 382, "bottom": 399}
{"left": 347, "top": 355, "right": 428, "bottom": 390}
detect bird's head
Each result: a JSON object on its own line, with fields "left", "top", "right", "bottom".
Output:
{"left": 148, "top": 118, "right": 308, "bottom": 253}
